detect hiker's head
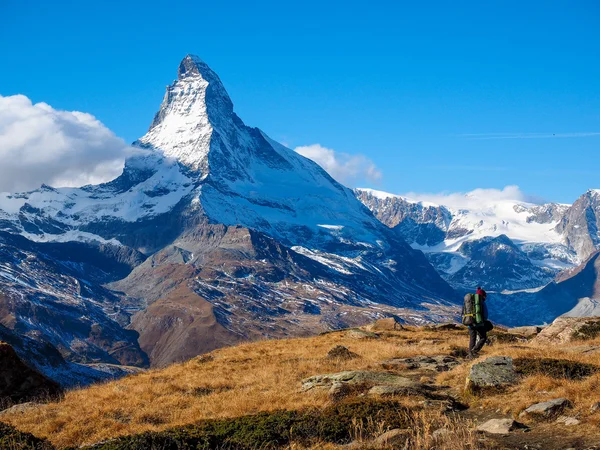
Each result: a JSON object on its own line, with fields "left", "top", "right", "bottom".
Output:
{"left": 476, "top": 286, "right": 487, "bottom": 300}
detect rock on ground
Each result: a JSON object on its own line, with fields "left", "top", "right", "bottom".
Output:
{"left": 0, "top": 402, "right": 39, "bottom": 416}
{"left": 519, "top": 398, "right": 573, "bottom": 421}
{"left": 328, "top": 382, "right": 353, "bottom": 401}
{"left": 373, "top": 428, "right": 409, "bottom": 446}
{"left": 533, "top": 317, "right": 600, "bottom": 344}
{"left": 367, "top": 317, "right": 404, "bottom": 331}
{"left": 507, "top": 326, "right": 542, "bottom": 337}
{"left": 326, "top": 345, "right": 360, "bottom": 361}
{"left": 465, "top": 356, "right": 517, "bottom": 393}
{"left": 556, "top": 415, "right": 581, "bottom": 426}
{"left": 346, "top": 329, "right": 380, "bottom": 340}
{"left": 476, "top": 418, "right": 528, "bottom": 434}
{"left": 381, "top": 355, "right": 459, "bottom": 372}
{"left": 368, "top": 384, "right": 431, "bottom": 397}
{"left": 301, "top": 371, "right": 418, "bottom": 391}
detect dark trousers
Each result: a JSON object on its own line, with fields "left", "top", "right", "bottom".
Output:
{"left": 469, "top": 325, "right": 487, "bottom": 353}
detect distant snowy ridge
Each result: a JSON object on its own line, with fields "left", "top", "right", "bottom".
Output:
{"left": 356, "top": 187, "right": 600, "bottom": 291}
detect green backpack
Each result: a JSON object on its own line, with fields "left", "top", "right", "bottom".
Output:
{"left": 462, "top": 293, "right": 483, "bottom": 326}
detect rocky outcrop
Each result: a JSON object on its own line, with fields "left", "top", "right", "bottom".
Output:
{"left": 533, "top": 317, "right": 600, "bottom": 344}
{"left": 508, "top": 326, "right": 542, "bottom": 337}
{"left": 301, "top": 371, "right": 418, "bottom": 392}
{"left": 519, "top": 398, "right": 573, "bottom": 421}
{"left": 0, "top": 342, "right": 62, "bottom": 407}
{"left": 381, "top": 355, "right": 460, "bottom": 372}
{"left": 465, "top": 356, "right": 517, "bottom": 393}
{"left": 476, "top": 418, "right": 528, "bottom": 434}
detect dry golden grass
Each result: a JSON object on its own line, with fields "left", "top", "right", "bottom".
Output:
{"left": 4, "top": 326, "right": 600, "bottom": 448}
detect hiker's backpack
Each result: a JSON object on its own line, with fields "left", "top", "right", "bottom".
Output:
{"left": 462, "top": 293, "right": 483, "bottom": 326}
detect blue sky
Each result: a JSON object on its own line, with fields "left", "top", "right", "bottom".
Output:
{"left": 1, "top": 0, "right": 599, "bottom": 203}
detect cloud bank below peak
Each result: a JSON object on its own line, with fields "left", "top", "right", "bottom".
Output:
{"left": 401, "top": 185, "right": 546, "bottom": 209}
{"left": 0, "top": 94, "right": 132, "bottom": 193}
{"left": 294, "top": 143, "right": 382, "bottom": 187}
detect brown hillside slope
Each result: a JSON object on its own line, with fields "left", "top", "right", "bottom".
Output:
{"left": 3, "top": 325, "right": 600, "bottom": 448}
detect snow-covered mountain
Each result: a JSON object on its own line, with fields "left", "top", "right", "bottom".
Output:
{"left": 356, "top": 188, "right": 600, "bottom": 292}
{"left": 0, "top": 56, "right": 459, "bottom": 376}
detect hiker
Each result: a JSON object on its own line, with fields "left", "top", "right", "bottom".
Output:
{"left": 462, "top": 286, "right": 491, "bottom": 358}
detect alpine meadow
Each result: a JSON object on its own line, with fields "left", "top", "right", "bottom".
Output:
{"left": 1, "top": 2, "right": 600, "bottom": 449}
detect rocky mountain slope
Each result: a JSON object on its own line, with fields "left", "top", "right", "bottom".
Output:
{"left": 0, "top": 55, "right": 459, "bottom": 375}
{"left": 356, "top": 188, "right": 600, "bottom": 293}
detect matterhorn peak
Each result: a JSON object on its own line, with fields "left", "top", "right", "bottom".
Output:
{"left": 178, "top": 54, "right": 206, "bottom": 78}
{"left": 137, "top": 55, "right": 234, "bottom": 171}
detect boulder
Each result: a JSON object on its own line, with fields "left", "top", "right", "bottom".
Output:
{"left": 0, "top": 342, "right": 62, "bottom": 405}
{"left": 507, "top": 326, "right": 542, "bottom": 337}
{"left": 328, "top": 382, "right": 353, "bottom": 402}
{"left": 326, "top": 345, "right": 360, "bottom": 361}
{"left": 556, "top": 415, "right": 581, "bottom": 426}
{"left": 346, "top": 329, "right": 380, "bottom": 340}
{"left": 519, "top": 398, "right": 573, "bottom": 421}
{"left": 476, "top": 418, "right": 528, "bottom": 434}
{"left": 533, "top": 317, "right": 600, "bottom": 344}
{"left": 301, "top": 371, "right": 417, "bottom": 392}
{"left": 368, "top": 384, "right": 430, "bottom": 398}
{"left": 465, "top": 356, "right": 517, "bottom": 393}
{"left": 368, "top": 317, "right": 404, "bottom": 331}
{"left": 373, "top": 428, "right": 409, "bottom": 446}
{"left": 0, "top": 401, "right": 39, "bottom": 416}
{"left": 381, "top": 355, "right": 460, "bottom": 372}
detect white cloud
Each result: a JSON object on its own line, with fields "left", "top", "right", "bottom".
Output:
{"left": 401, "top": 185, "right": 542, "bottom": 208}
{"left": 0, "top": 94, "right": 131, "bottom": 192}
{"left": 294, "top": 144, "right": 382, "bottom": 186}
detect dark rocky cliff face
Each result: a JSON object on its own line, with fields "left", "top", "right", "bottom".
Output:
{"left": 0, "top": 341, "right": 62, "bottom": 407}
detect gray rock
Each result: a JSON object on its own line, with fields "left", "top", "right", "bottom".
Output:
{"left": 328, "top": 382, "right": 353, "bottom": 401}
{"left": 0, "top": 402, "right": 39, "bottom": 416}
{"left": 476, "top": 418, "right": 528, "bottom": 434}
{"left": 368, "top": 383, "right": 429, "bottom": 397}
{"left": 326, "top": 345, "right": 360, "bottom": 361}
{"left": 381, "top": 355, "right": 460, "bottom": 372}
{"left": 466, "top": 356, "right": 517, "bottom": 393}
{"left": 507, "top": 326, "right": 542, "bottom": 337}
{"left": 373, "top": 428, "right": 409, "bottom": 446}
{"left": 519, "top": 398, "right": 573, "bottom": 420}
{"left": 556, "top": 415, "right": 580, "bottom": 426}
{"left": 346, "top": 329, "right": 380, "bottom": 340}
{"left": 533, "top": 317, "right": 600, "bottom": 344}
{"left": 301, "top": 370, "right": 416, "bottom": 392}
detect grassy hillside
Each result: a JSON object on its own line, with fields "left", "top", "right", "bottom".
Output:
{"left": 3, "top": 324, "right": 600, "bottom": 448}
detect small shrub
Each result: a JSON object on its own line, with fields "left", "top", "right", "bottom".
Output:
{"left": 0, "top": 422, "right": 54, "bottom": 449}
{"left": 514, "top": 357, "right": 599, "bottom": 380}
{"left": 572, "top": 321, "right": 600, "bottom": 340}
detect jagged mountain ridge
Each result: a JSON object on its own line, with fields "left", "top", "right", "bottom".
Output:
{"left": 356, "top": 188, "right": 600, "bottom": 292}
{"left": 0, "top": 55, "right": 458, "bottom": 374}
